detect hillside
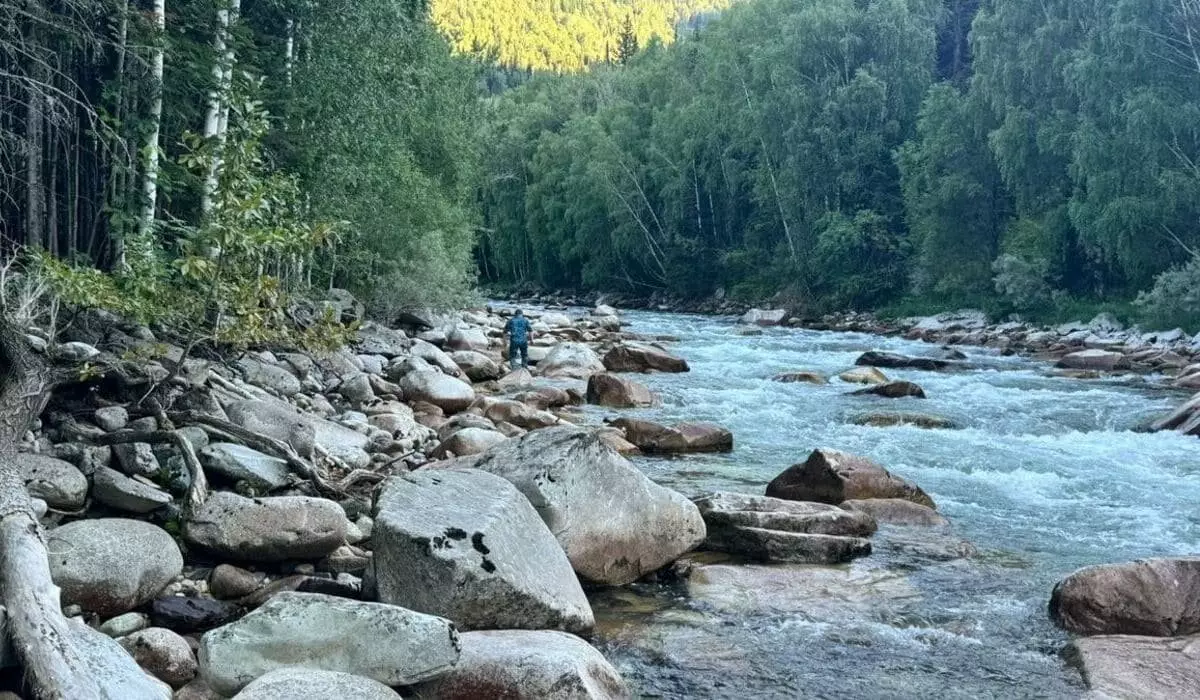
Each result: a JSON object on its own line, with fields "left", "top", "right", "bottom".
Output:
{"left": 431, "top": 0, "right": 735, "bottom": 71}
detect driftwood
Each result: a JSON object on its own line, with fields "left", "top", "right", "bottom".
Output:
{"left": 0, "top": 318, "right": 170, "bottom": 698}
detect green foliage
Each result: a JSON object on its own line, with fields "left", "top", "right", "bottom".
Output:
{"left": 991, "top": 253, "right": 1054, "bottom": 314}
{"left": 1135, "top": 256, "right": 1200, "bottom": 332}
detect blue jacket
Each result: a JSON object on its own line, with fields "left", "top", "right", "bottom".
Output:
{"left": 505, "top": 316, "right": 532, "bottom": 345}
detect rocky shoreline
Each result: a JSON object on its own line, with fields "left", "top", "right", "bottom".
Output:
{"left": 3, "top": 295, "right": 1195, "bottom": 698}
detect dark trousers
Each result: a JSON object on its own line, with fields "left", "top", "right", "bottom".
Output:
{"left": 509, "top": 341, "right": 529, "bottom": 369}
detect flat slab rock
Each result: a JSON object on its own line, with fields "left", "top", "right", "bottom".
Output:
{"left": 694, "top": 492, "right": 877, "bottom": 537}
{"left": 608, "top": 418, "right": 732, "bottom": 454}
{"left": 198, "top": 592, "right": 460, "bottom": 696}
{"left": 1065, "top": 634, "right": 1200, "bottom": 700}
{"left": 183, "top": 491, "right": 348, "bottom": 562}
{"left": 372, "top": 468, "right": 593, "bottom": 633}
{"left": 409, "top": 630, "right": 629, "bottom": 700}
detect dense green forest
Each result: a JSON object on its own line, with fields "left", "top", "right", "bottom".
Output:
{"left": 477, "top": 0, "right": 1200, "bottom": 327}
{"left": 2, "top": 0, "right": 478, "bottom": 345}
{"left": 431, "top": 0, "right": 734, "bottom": 72}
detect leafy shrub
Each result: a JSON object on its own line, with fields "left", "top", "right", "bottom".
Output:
{"left": 992, "top": 254, "right": 1054, "bottom": 313}
{"left": 1135, "top": 256, "right": 1200, "bottom": 332}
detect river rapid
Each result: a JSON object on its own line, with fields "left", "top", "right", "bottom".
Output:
{"left": 575, "top": 309, "right": 1200, "bottom": 699}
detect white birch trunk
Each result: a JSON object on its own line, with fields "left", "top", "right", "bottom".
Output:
{"left": 200, "top": 0, "right": 241, "bottom": 216}
{"left": 138, "top": 0, "right": 166, "bottom": 251}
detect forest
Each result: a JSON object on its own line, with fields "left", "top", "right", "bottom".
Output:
{"left": 477, "top": 0, "right": 1200, "bottom": 328}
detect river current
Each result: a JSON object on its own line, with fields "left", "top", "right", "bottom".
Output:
{"left": 572, "top": 309, "right": 1200, "bottom": 699}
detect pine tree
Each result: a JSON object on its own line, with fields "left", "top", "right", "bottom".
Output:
{"left": 617, "top": 16, "right": 639, "bottom": 64}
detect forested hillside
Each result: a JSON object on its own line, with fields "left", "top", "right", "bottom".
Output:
{"left": 477, "top": 0, "right": 1200, "bottom": 328}
{"left": 2, "top": 0, "right": 478, "bottom": 345}
{"left": 431, "top": 0, "right": 734, "bottom": 71}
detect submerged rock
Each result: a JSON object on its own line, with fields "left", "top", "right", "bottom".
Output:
{"left": 849, "top": 412, "right": 956, "bottom": 429}
{"left": 766, "top": 448, "right": 936, "bottom": 509}
{"left": 1049, "top": 557, "right": 1200, "bottom": 636}
{"left": 771, "top": 371, "right": 827, "bottom": 385}
{"left": 373, "top": 469, "right": 593, "bottom": 633}
{"left": 854, "top": 351, "right": 950, "bottom": 371}
{"left": 409, "top": 630, "right": 629, "bottom": 700}
{"left": 841, "top": 498, "right": 948, "bottom": 527}
{"left": 851, "top": 380, "right": 926, "bottom": 399}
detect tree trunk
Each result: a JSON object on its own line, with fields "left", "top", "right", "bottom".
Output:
{"left": 138, "top": 0, "right": 166, "bottom": 252}
{"left": 201, "top": 0, "right": 241, "bottom": 216}
{"left": 25, "top": 76, "right": 45, "bottom": 248}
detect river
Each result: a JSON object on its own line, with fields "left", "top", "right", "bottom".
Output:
{"left": 572, "top": 309, "right": 1200, "bottom": 699}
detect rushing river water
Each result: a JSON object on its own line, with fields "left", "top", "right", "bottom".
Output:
{"left": 567, "top": 309, "right": 1200, "bottom": 699}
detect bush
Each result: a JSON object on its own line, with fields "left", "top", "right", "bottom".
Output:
{"left": 992, "top": 254, "right": 1054, "bottom": 313}
{"left": 1135, "top": 256, "right": 1200, "bottom": 332}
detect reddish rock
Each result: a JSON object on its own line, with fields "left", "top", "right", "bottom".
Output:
{"left": 765, "top": 449, "right": 935, "bottom": 508}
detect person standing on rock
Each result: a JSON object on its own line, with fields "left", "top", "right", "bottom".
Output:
{"left": 504, "top": 309, "right": 533, "bottom": 370}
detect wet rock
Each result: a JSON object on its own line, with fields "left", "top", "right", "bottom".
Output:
{"left": 771, "top": 371, "right": 827, "bottom": 385}
{"left": 449, "top": 427, "right": 705, "bottom": 585}
{"left": 19, "top": 453, "right": 88, "bottom": 509}
{"left": 399, "top": 370, "right": 476, "bottom": 414}
{"left": 234, "top": 668, "right": 401, "bottom": 699}
{"left": 586, "top": 373, "right": 658, "bottom": 408}
{"left": 226, "top": 399, "right": 370, "bottom": 469}
{"left": 740, "top": 309, "right": 787, "bottom": 326}
{"left": 1049, "top": 558, "right": 1200, "bottom": 636}
{"left": 602, "top": 342, "right": 689, "bottom": 373}
{"left": 209, "top": 564, "right": 266, "bottom": 600}
{"left": 237, "top": 357, "right": 301, "bottom": 396}
{"left": 838, "top": 366, "right": 889, "bottom": 385}
{"left": 1064, "top": 633, "right": 1200, "bottom": 699}
{"left": 451, "top": 350, "right": 503, "bottom": 382}
{"left": 1057, "top": 349, "right": 1130, "bottom": 372}
{"left": 538, "top": 343, "right": 606, "bottom": 379}
{"left": 849, "top": 412, "right": 956, "bottom": 429}
{"left": 150, "top": 596, "right": 241, "bottom": 634}
{"left": 199, "top": 443, "right": 291, "bottom": 491}
{"left": 99, "top": 611, "right": 150, "bottom": 637}
{"left": 703, "top": 525, "right": 871, "bottom": 564}
{"left": 687, "top": 561, "right": 918, "bottom": 618}
{"left": 429, "top": 427, "right": 508, "bottom": 459}
{"left": 608, "top": 418, "right": 733, "bottom": 454}
{"left": 49, "top": 519, "right": 182, "bottom": 616}
{"left": 695, "top": 492, "right": 876, "bottom": 536}
{"left": 851, "top": 380, "right": 926, "bottom": 399}
{"left": 119, "top": 627, "right": 197, "bottom": 688}
{"left": 183, "top": 491, "right": 348, "bottom": 562}
{"left": 766, "top": 448, "right": 936, "bottom": 508}
{"left": 198, "top": 592, "right": 460, "bottom": 696}
{"left": 92, "top": 465, "right": 172, "bottom": 513}
{"left": 94, "top": 406, "right": 130, "bottom": 431}
{"left": 409, "top": 630, "right": 629, "bottom": 700}
{"left": 854, "top": 351, "right": 950, "bottom": 371}
{"left": 373, "top": 469, "right": 593, "bottom": 633}
{"left": 841, "top": 498, "right": 948, "bottom": 526}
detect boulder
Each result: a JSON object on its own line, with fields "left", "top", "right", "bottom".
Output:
{"left": 234, "top": 668, "right": 401, "bottom": 699}
{"left": 409, "top": 630, "right": 629, "bottom": 700}
{"left": 593, "top": 304, "right": 619, "bottom": 317}
{"left": 851, "top": 380, "right": 926, "bottom": 399}
{"left": 452, "top": 427, "right": 705, "bottom": 585}
{"left": 183, "top": 491, "right": 348, "bottom": 562}
{"left": 92, "top": 466, "right": 172, "bottom": 513}
{"left": 608, "top": 418, "right": 733, "bottom": 454}
{"left": 585, "top": 373, "right": 658, "bottom": 408}
{"left": 602, "top": 343, "right": 689, "bottom": 373}
{"left": 451, "top": 350, "right": 503, "bottom": 382}
{"left": 430, "top": 427, "right": 508, "bottom": 458}
{"left": 373, "top": 469, "right": 593, "bottom": 633}
{"left": 48, "top": 519, "right": 182, "bottom": 616}
{"left": 19, "top": 453, "right": 88, "bottom": 509}
{"left": 198, "top": 592, "right": 460, "bottom": 695}
{"left": 66, "top": 619, "right": 173, "bottom": 698}
{"left": 209, "top": 564, "right": 266, "bottom": 600}
{"left": 199, "top": 443, "right": 291, "bottom": 491}
{"left": 226, "top": 399, "right": 370, "bottom": 469}
{"left": 1064, "top": 633, "right": 1200, "bottom": 700}
{"left": 838, "top": 367, "right": 889, "bottom": 385}
{"left": 119, "top": 627, "right": 197, "bottom": 688}
{"left": 702, "top": 526, "right": 871, "bottom": 564}
{"left": 740, "top": 309, "right": 787, "bottom": 326}
{"left": 541, "top": 312, "right": 573, "bottom": 327}
{"left": 354, "top": 323, "right": 410, "bottom": 357}
{"left": 765, "top": 448, "right": 936, "bottom": 508}
{"left": 337, "top": 373, "right": 375, "bottom": 405}
{"left": 473, "top": 397, "right": 561, "bottom": 430}
{"left": 1152, "top": 392, "right": 1200, "bottom": 435}
{"left": 497, "top": 368, "right": 535, "bottom": 389}
{"left": 538, "top": 343, "right": 606, "bottom": 379}
{"left": 406, "top": 339, "right": 463, "bottom": 376}
{"left": 849, "top": 412, "right": 956, "bottom": 429}
{"left": 399, "top": 371, "right": 476, "bottom": 414}
{"left": 854, "top": 351, "right": 950, "bottom": 371}
{"left": 694, "top": 492, "right": 874, "bottom": 564}
{"left": 94, "top": 405, "right": 130, "bottom": 431}
{"left": 841, "top": 498, "right": 948, "bottom": 526}
{"left": 236, "top": 358, "right": 301, "bottom": 397}
{"left": 113, "top": 442, "right": 161, "bottom": 477}
{"left": 1057, "top": 349, "right": 1130, "bottom": 372}
{"left": 771, "top": 371, "right": 827, "bottom": 385}
{"left": 1049, "top": 558, "right": 1200, "bottom": 636}
{"left": 447, "top": 327, "right": 491, "bottom": 352}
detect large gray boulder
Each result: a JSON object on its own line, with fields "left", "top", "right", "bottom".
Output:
{"left": 183, "top": 492, "right": 348, "bottom": 562}
{"left": 585, "top": 373, "right": 658, "bottom": 408}
{"left": 407, "top": 338, "right": 463, "bottom": 376}
{"left": 373, "top": 469, "right": 593, "bottom": 633}
{"left": 198, "top": 592, "right": 460, "bottom": 696}
{"left": 355, "top": 322, "right": 410, "bottom": 357}
{"left": 602, "top": 342, "right": 689, "bottom": 373}
{"left": 449, "top": 427, "right": 705, "bottom": 585}
{"left": 608, "top": 418, "right": 732, "bottom": 454}
{"left": 20, "top": 453, "right": 88, "bottom": 509}
{"left": 1064, "top": 633, "right": 1200, "bottom": 699}
{"left": 447, "top": 326, "right": 490, "bottom": 352}
{"left": 225, "top": 399, "right": 370, "bottom": 469}
{"left": 450, "top": 350, "right": 503, "bottom": 382}
{"left": 234, "top": 668, "right": 401, "bottom": 699}
{"left": 48, "top": 519, "right": 182, "bottom": 616}
{"left": 92, "top": 466, "right": 172, "bottom": 513}
{"left": 1057, "top": 349, "right": 1130, "bottom": 372}
{"left": 1050, "top": 558, "right": 1200, "bottom": 636}
{"left": 410, "top": 630, "right": 629, "bottom": 700}
{"left": 199, "top": 443, "right": 291, "bottom": 491}
{"left": 538, "top": 343, "right": 606, "bottom": 379}
{"left": 399, "top": 370, "right": 476, "bottom": 413}
{"left": 236, "top": 357, "right": 301, "bottom": 396}
{"left": 429, "top": 427, "right": 508, "bottom": 459}
{"left": 67, "top": 619, "right": 173, "bottom": 699}
{"left": 766, "top": 448, "right": 936, "bottom": 508}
